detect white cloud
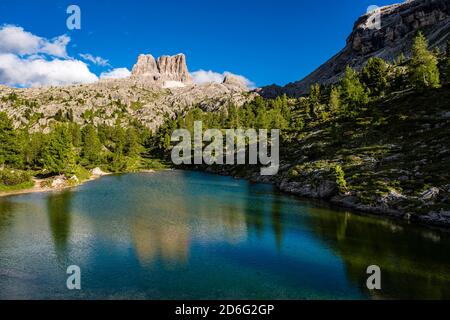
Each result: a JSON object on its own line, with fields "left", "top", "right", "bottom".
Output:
{"left": 0, "top": 25, "right": 98, "bottom": 87}
{"left": 100, "top": 68, "right": 131, "bottom": 80}
{"left": 190, "top": 70, "right": 225, "bottom": 85}
{"left": 0, "top": 25, "right": 254, "bottom": 89}
{"left": 79, "top": 53, "right": 110, "bottom": 66}
{"left": 190, "top": 69, "right": 255, "bottom": 89}
{"left": 0, "top": 25, "right": 69, "bottom": 58}
{"left": 0, "top": 53, "right": 98, "bottom": 87}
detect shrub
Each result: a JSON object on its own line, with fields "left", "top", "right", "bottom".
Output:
{"left": 73, "top": 166, "right": 91, "bottom": 182}
{"left": 335, "top": 165, "right": 348, "bottom": 193}
{"left": 0, "top": 169, "right": 32, "bottom": 187}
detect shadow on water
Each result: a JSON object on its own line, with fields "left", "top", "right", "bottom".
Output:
{"left": 243, "top": 185, "right": 265, "bottom": 237}
{"left": 305, "top": 207, "right": 450, "bottom": 299}
{"left": 242, "top": 182, "right": 285, "bottom": 250}
{"left": 47, "top": 191, "right": 73, "bottom": 259}
{"left": 0, "top": 198, "right": 15, "bottom": 237}
{"left": 271, "top": 195, "right": 284, "bottom": 250}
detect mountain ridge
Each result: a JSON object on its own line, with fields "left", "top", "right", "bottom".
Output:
{"left": 259, "top": 0, "right": 450, "bottom": 97}
{"left": 0, "top": 53, "right": 254, "bottom": 131}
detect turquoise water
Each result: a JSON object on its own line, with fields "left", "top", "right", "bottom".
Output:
{"left": 0, "top": 171, "right": 450, "bottom": 299}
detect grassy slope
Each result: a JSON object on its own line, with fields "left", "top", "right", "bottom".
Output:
{"left": 0, "top": 181, "right": 35, "bottom": 192}
{"left": 287, "top": 85, "right": 450, "bottom": 220}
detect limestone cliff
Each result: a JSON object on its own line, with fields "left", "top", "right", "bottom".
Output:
{"left": 131, "top": 53, "right": 193, "bottom": 86}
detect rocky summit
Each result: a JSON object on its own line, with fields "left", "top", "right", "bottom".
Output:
{"left": 263, "top": 0, "right": 450, "bottom": 96}
{"left": 131, "top": 53, "right": 193, "bottom": 87}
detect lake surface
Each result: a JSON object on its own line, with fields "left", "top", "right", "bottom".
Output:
{"left": 1, "top": 171, "right": 450, "bottom": 300}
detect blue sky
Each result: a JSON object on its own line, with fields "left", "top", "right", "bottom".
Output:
{"left": 0, "top": 0, "right": 400, "bottom": 87}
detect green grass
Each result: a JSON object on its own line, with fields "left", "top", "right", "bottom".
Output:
{"left": 0, "top": 181, "right": 35, "bottom": 193}
{"left": 73, "top": 166, "right": 91, "bottom": 182}
{"left": 141, "top": 158, "right": 171, "bottom": 170}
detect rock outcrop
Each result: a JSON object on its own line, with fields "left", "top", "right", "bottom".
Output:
{"left": 131, "top": 55, "right": 159, "bottom": 80}
{"left": 222, "top": 73, "right": 248, "bottom": 89}
{"left": 131, "top": 53, "right": 193, "bottom": 86}
{"left": 273, "top": 0, "right": 450, "bottom": 96}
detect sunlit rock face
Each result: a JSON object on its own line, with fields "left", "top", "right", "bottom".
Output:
{"left": 131, "top": 53, "right": 193, "bottom": 85}
{"left": 274, "top": 0, "right": 450, "bottom": 96}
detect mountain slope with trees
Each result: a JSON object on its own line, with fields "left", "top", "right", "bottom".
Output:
{"left": 151, "top": 34, "right": 450, "bottom": 228}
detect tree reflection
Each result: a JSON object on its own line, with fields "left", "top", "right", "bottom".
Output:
{"left": 305, "top": 207, "right": 450, "bottom": 299}
{"left": 243, "top": 184, "right": 266, "bottom": 237}
{"left": 47, "top": 191, "right": 73, "bottom": 258}
{"left": 271, "top": 195, "right": 284, "bottom": 250}
{"left": 0, "top": 198, "right": 15, "bottom": 237}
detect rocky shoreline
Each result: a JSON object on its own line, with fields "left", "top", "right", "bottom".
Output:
{"left": 203, "top": 166, "right": 450, "bottom": 230}
{"left": 277, "top": 179, "right": 450, "bottom": 229}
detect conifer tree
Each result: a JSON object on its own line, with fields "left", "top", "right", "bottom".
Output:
{"left": 361, "top": 57, "right": 389, "bottom": 96}
{"left": 309, "top": 83, "right": 322, "bottom": 118}
{"left": 69, "top": 123, "right": 82, "bottom": 147}
{"left": 340, "top": 66, "right": 369, "bottom": 114}
{"left": 81, "top": 124, "right": 102, "bottom": 166}
{"left": 23, "top": 131, "right": 47, "bottom": 169}
{"left": 409, "top": 32, "right": 440, "bottom": 89}
{"left": 255, "top": 104, "right": 269, "bottom": 129}
{"left": 328, "top": 86, "right": 341, "bottom": 113}
{"left": 43, "top": 124, "right": 76, "bottom": 175}
{"left": 0, "top": 112, "right": 22, "bottom": 167}
{"left": 125, "top": 127, "right": 142, "bottom": 158}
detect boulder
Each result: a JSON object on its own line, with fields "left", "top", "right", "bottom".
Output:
{"left": 279, "top": 179, "right": 336, "bottom": 199}
{"left": 420, "top": 187, "right": 440, "bottom": 201}
{"left": 51, "top": 175, "right": 67, "bottom": 189}
{"left": 90, "top": 167, "right": 108, "bottom": 176}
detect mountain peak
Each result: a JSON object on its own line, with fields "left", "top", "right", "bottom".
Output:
{"left": 131, "top": 53, "right": 193, "bottom": 86}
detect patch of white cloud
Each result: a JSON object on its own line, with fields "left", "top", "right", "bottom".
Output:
{"left": 0, "top": 25, "right": 254, "bottom": 89}
{"left": 0, "top": 25, "right": 98, "bottom": 87}
{"left": 0, "top": 25, "right": 69, "bottom": 58}
{"left": 100, "top": 68, "right": 131, "bottom": 80}
{"left": 79, "top": 53, "right": 110, "bottom": 67}
{"left": 0, "top": 53, "right": 98, "bottom": 87}
{"left": 190, "top": 69, "right": 255, "bottom": 89}
{"left": 190, "top": 70, "right": 225, "bottom": 85}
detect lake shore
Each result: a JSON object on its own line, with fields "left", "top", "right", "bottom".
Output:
{"left": 0, "top": 168, "right": 171, "bottom": 199}
{"left": 0, "top": 174, "right": 105, "bottom": 198}
{"left": 0, "top": 169, "right": 161, "bottom": 198}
